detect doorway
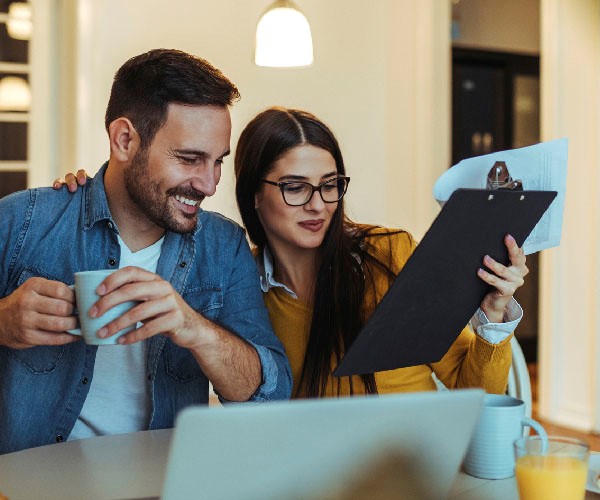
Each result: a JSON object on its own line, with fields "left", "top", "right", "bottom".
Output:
{"left": 452, "top": 47, "right": 540, "bottom": 361}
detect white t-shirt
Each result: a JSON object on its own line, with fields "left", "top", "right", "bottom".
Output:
{"left": 69, "top": 234, "right": 164, "bottom": 441}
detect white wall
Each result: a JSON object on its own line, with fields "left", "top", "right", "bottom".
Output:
{"left": 452, "top": 0, "right": 540, "bottom": 54}
{"left": 49, "top": 0, "right": 449, "bottom": 239}
{"left": 539, "top": 0, "right": 600, "bottom": 432}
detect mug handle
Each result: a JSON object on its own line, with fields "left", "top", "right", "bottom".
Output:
{"left": 521, "top": 416, "right": 549, "bottom": 453}
{"left": 66, "top": 284, "right": 82, "bottom": 336}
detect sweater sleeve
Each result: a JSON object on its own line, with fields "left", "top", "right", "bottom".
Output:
{"left": 429, "top": 326, "right": 512, "bottom": 394}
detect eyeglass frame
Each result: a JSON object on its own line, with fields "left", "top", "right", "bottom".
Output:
{"left": 259, "top": 176, "right": 351, "bottom": 207}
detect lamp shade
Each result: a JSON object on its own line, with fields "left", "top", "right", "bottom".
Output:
{"left": 6, "top": 2, "right": 32, "bottom": 40}
{"left": 255, "top": 0, "right": 313, "bottom": 68}
{"left": 0, "top": 76, "right": 31, "bottom": 111}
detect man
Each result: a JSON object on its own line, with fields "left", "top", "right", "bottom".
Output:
{"left": 0, "top": 49, "right": 292, "bottom": 454}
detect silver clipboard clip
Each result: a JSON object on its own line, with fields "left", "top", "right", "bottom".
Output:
{"left": 486, "top": 161, "right": 523, "bottom": 191}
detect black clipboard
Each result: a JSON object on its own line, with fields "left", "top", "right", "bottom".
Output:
{"left": 333, "top": 189, "right": 557, "bottom": 377}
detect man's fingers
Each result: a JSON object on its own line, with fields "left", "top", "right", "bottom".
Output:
{"left": 52, "top": 333, "right": 82, "bottom": 345}
{"left": 28, "top": 312, "right": 78, "bottom": 333}
{"left": 52, "top": 178, "right": 64, "bottom": 189}
{"left": 21, "top": 277, "right": 75, "bottom": 302}
{"left": 98, "top": 298, "right": 174, "bottom": 338}
{"left": 117, "top": 312, "right": 178, "bottom": 345}
{"left": 92, "top": 280, "right": 171, "bottom": 317}
{"left": 96, "top": 266, "right": 162, "bottom": 296}
{"left": 16, "top": 330, "right": 81, "bottom": 348}
{"left": 33, "top": 295, "right": 76, "bottom": 317}
{"left": 16, "top": 323, "right": 80, "bottom": 346}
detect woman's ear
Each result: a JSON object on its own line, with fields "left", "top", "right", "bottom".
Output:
{"left": 108, "top": 117, "right": 140, "bottom": 161}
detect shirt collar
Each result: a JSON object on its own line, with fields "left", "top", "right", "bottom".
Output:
{"left": 256, "top": 246, "right": 298, "bottom": 299}
{"left": 84, "top": 162, "right": 114, "bottom": 230}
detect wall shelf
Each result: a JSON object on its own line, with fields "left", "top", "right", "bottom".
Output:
{"left": 0, "top": 62, "right": 29, "bottom": 74}
{"left": 0, "top": 161, "right": 27, "bottom": 172}
{"left": 0, "top": 111, "right": 29, "bottom": 122}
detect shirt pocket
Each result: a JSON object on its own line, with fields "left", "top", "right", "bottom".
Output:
{"left": 165, "top": 284, "right": 223, "bottom": 383}
{"left": 180, "top": 283, "right": 223, "bottom": 322}
{"left": 1, "top": 267, "right": 69, "bottom": 374}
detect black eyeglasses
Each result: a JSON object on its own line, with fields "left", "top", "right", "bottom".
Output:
{"left": 259, "top": 176, "right": 350, "bottom": 206}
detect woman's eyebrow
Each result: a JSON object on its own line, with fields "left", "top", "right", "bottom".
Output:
{"left": 277, "top": 171, "right": 338, "bottom": 181}
{"left": 277, "top": 174, "right": 304, "bottom": 181}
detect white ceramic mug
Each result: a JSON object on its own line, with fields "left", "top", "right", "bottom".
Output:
{"left": 67, "top": 269, "right": 138, "bottom": 345}
{"left": 463, "top": 394, "right": 547, "bottom": 479}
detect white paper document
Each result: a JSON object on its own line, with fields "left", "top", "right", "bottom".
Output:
{"left": 433, "top": 138, "right": 568, "bottom": 255}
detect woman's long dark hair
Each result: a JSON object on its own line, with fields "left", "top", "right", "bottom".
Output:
{"left": 235, "top": 107, "right": 398, "bottom": 397}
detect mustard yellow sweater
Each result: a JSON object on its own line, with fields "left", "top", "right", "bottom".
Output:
{"left": 262, "top": 228, "right": 512, "bottom": 398}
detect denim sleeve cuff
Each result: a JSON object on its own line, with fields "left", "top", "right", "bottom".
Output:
{"left": 218, "top": 340, "right": 278, "bottom": 404}
{"left": 470, "top": 298, "right": 523, "bottom": 344}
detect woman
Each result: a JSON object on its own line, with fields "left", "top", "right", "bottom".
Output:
{"left": 234, "top": 106, "right": 525, "bottom": 398}
{"left": 56, "top": 107, "right": 526, "bottom": 399}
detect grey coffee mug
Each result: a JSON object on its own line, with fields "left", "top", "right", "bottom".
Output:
{"left": 463, "top": 394, "right": 547, "bottom": 479}
{"left": 67, "top": 269, "right": 138, "bottom": 345}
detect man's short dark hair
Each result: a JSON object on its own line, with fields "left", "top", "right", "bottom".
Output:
{"left": 105, "top": 48, "right": 240, "bottom": 150}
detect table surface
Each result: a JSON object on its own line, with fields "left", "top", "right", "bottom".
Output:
{"left": 0, "top": 430, "right": 597, "bottom": 500}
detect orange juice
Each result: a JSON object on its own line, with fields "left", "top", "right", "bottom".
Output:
{"left": 515, "top": 455, "right": 587, "bottom": 500}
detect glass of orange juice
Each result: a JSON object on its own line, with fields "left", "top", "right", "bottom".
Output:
{"left": 514, "top": 435, "right": 589, "bottom": 500}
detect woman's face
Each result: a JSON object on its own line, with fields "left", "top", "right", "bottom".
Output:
{"left": 255, "top": 144, "right": 340, "bottom": 254}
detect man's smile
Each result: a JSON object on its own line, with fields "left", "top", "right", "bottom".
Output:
{"left": 174, "top": 194, "right": 201, "bottom": 207}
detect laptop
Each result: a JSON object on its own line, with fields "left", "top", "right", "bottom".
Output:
{"left": 161, "top": 389, "right": 485, "bottom": 500}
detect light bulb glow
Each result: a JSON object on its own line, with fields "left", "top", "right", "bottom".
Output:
{"left": 7, "top": 2, "right": 32, "bottom": 40}
{"left": 255, "top": 6, "right": 313, "bottom": 68}
{"left": 0, "top": 76, "right": 32, "bottom": 111}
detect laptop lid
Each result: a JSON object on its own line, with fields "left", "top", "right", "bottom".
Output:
{"left": 161, "top": 389, "right": 485, "bottom": 500}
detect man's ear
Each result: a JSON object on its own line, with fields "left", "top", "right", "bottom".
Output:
{"left": 108, "top": 117, "right": 140, "bottom": 161}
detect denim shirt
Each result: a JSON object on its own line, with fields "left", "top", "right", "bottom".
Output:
{"left": 0, "top": 164, "right": 292, "bottom": 454}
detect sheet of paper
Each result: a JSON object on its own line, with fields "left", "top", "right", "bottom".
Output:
{"left": 432, "top": 138, "right": 568, "bottom": 254}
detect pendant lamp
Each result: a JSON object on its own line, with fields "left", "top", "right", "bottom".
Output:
{"left": 255, "top": 0, "right": 313, "bottom": 68}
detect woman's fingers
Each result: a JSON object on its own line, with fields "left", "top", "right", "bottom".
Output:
{"left": 478, "top": 268, "right": 518, "bottom": 297}
{"left": 51, "top": 171, "right": 88, "bottom": 192}
{"left": 76, "top": 170, "right": 88, "bottom": 186}
{"left": 505, "top": 234, "right": 528, "bottom": 273}
{"left": 65, "top": 173, "right": 78, "bottom": 192}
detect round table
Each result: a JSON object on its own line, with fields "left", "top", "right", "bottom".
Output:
{"left": 0, "top": 430, "right": 596, "bottom": 499}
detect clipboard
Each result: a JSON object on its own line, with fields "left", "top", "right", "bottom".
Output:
{"left": 333, "top": 188, "right": 557, "bottom": 377}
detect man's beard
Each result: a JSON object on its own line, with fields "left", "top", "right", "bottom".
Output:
{"left": 124, "top": 149, "right": 202, "bottom": 234}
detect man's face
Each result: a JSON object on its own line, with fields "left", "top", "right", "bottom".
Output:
{"left": 125, "top": 103, "right": 231, "bottom": 233}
